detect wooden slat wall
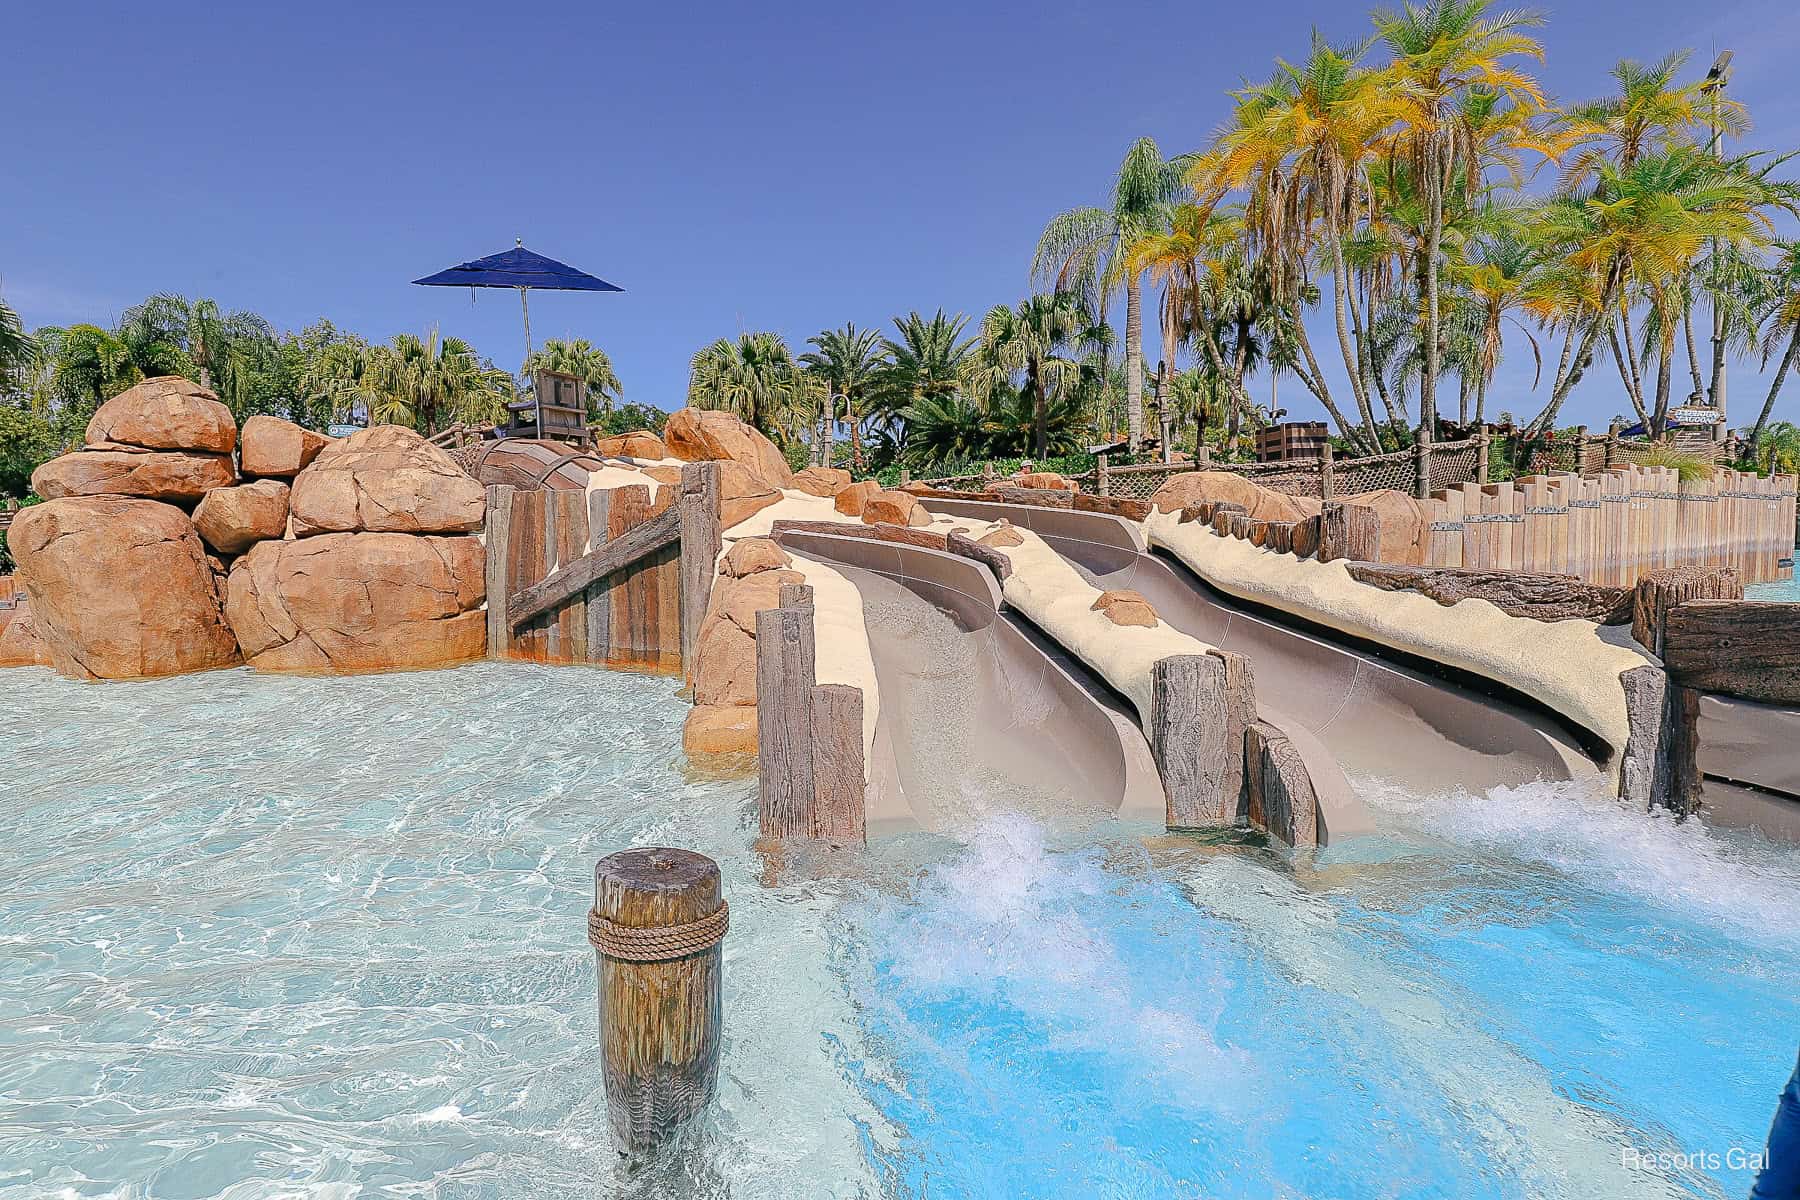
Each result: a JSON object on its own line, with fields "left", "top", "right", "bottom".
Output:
{"left": 1416, "top": 465, "right": 1795, "bottom": 586}
{"left": 490, "top": 481, "right": 687, "bottom": 671}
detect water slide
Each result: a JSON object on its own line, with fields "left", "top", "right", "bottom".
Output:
{"left": 915, "top": 498, "right": 1604, "bottom": 800}
{"left": 773, "top": 527, "right": 1166, "bottom": 836}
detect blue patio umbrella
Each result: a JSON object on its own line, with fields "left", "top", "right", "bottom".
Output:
{"left": 412, "top": 239, "right": 622, "bottom": 362}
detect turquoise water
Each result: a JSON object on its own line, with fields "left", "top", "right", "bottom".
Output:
{"left": 4, "top": 664, "right": 1798, "bottom": 1198}
{"left": 1747, "top": 545, "right": 1800, "bottom": 601}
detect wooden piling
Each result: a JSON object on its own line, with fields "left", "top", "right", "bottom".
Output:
{"left": 1630, "top": 566, "right": 1742, "bottom": 657}
{"left": 1151, "top": 652, "right": 1253, "bottom": 829}
{"left": 590, "top": 847, "right": 727, "bottom": 1156}
{"left": 678, "top": 462, "right": 722, "bottom": 675}
{"left": 754, "top": 596, "right": 866, "bottom": 844}
{"left": 1246, "top": 721, "right": 1318, "bottom": 848}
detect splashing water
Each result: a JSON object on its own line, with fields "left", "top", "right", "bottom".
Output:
{"left": 3, "top": 664, "right": 1798, "bottom": 1198}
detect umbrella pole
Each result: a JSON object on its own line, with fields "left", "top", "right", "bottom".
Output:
{"left": 520, "top": 286, "right": 533, "bottom": 362}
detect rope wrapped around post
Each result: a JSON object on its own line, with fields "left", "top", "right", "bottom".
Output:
{"left": 588, "top": 901, "right": 729, "bottom": 962}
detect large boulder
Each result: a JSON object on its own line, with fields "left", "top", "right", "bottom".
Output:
{"left": 241, "top": 415, "right": 331, "bottom": 478}
{"left": 32, "top": 449, "right": 236, "bottom": 502}
{"left": 862, "top": 489, "right": 930, "bottom": 528}
{"left": 833, "top": 479, "right": 881, "bottom": 517}
{"left": 595, "top": 430, "right": 670, "bottom": 461}
{"left": 663, "top": 408, "right": 791, "bottom": 488}
{"left": 718, "top": 460, "right": 783, "bottom": 530}
{"left": 224, "top": 533, "right": 486, "bottom": 672}
{"left": 288, "top": 425, "right": 486, "bottom": 536}
{"left": 720, "top": 536, "right": 792, "bottom": 578}
{"left": 1344, "top": 489, "right": 1432, "bottom": 565}
{"left": 10, "top": 497, "right": 240, "bottom": 680}
{"left": 193, "top": 480, "right": 291, "bottom": 555}
{"left": 690, "top": 568, "right": 805, "bottom": 707}
{"left": 85, "top": 376, "right": 236, "bottom": 454}
{"left": 788, "top": 466, "right": 852, "bottom": 497}
{"left": 1149, "top": 471, "right": 1320, "bottom": 524}
{"left": 683, "top": 704, "right": 758, "bottom": 756}
{"left": 0, "top": 607, "right": 49, "bottom": 667}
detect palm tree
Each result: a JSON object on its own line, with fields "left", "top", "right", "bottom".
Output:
{"left": 0, "top": 296, "right": 37, "bottom": 396}
{"left": 1456, "top": 209, "right": 1545, "bottom": 425}
{"left": 687, "top": 331, "right": 805, "bottom": 442}
{"left": 800, "top": 323, "right": 885, "bottom": 469}
{"left": 300, "top": 337, "right": 379, "bottom": 426}
{"left": 970, "top": 293, "right": 1085, "bottom": 459}
{"left": 1757, "top": 420, "right": 1800, "bottom": 475}
{"left": 1747, "top": 240, "right": 1800, "bottom": 451}
{"left": 522, "top": 338, "right": 622, "bottom": 416}
{"left": 899, "top": 391, "right": 989, "bottom": 466}
{"left": 871, "top": 310, "right": 976, "bottom": 442}
{"left": 365, "top": 330, "right": 513, "bottom": 434}
{"left": 1372, "top": 0, "right": 1547, "bottom": 442}
{"left": 117, "top": 294, "right": 276, "bottom": 415}
{"left": 1033, "top": 137, "right": 1190, "bottom": 453}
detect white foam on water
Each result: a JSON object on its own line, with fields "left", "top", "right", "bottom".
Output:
{"left": 1363, "top": 776, "right": 1800, "bottom": 952}
{"left": 857, "top": 814, "right": 1256, "bottom": 1114}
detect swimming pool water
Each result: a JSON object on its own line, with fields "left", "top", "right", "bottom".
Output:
{"left": 4, "top": 663, "right": 1796, "bottom": 1198}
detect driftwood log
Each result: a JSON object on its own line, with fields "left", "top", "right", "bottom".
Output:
{"left": 1661, "top": 600, "right": 1800, "bottom": 706}
{"left": 1345, "top": 563, "right": 1635, "bottom": 624}
{"left": 591, "top": 847, "right": 725, "bottom": 1155}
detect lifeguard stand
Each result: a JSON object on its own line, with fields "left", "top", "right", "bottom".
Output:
{"left": 504, "top": 369, "right": 591, "bottom": 446}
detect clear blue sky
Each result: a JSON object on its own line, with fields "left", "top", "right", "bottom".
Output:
{"left": 5, "top": 0, "right": 1799, "bottom": 433}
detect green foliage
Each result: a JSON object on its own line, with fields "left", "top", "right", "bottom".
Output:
{"left": 523, "top": 339, "right": 622, "bottom": 415}
{"left": 687, "top": 331, "right": 805, "bottom": 443}
{"left": 593, "top": 403, "right": 668, "bottom": 437}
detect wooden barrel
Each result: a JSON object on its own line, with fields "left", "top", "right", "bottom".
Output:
{"left": 457, "top": 437, "right": 625, "bottom": 492}
{"left": 590, "top": 848, "right": 727, "bottom": 1155}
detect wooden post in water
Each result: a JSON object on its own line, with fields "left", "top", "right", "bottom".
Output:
{"left": 484, "top": 485, "right": 515, "bottom": 659}
{"left": 755, "top": 589, "right": 867, "bottom": 844}
{"left": 590, "top": 847, "right": 727, "bottom": 1156}
{"left": 678, "top": 462, "right": 722, "bottom": 676}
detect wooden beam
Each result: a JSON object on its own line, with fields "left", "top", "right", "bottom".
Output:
{"left": 1661, "top": 599, "right": 1800, "bottom": 705}
{"left": 1630, "top": 566, "right": 1743, "bottom": 657}
{"left": 507, "top": 503, "right": 680, "bottom": 629}
{"left": 1345, "top": 563, "right": 1634, "bottom": 624}
{"left": 484, "top": 485, "right": 515, "bottom": 660}
{"left": 678, "top": 462, "right": 722, "bottom": 674}
{"left": 756, "top": 604, "right": 817, "bottom": 839}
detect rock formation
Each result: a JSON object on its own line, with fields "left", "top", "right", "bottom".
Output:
{"left": 0, "top": 606, "right": 49, "bottom": 667}
{"left": 193, "top": 480, "right": 291, "bottom": 555}
{"left": 684, "top": 537, "right": 801, "bottom": 754}
{"left": 788, "top": 466, "right": 852, "bottom": 497}
{"left": 861, "top": 489, "right": 930, "bottom": 528}
{"left": 595, "top": 430, "right": 670, "bottom": 460}
{"left": 85, "top": 376, "right": 237, "bottom": 454}
{"left": 9, "top": 497, "right": 241, "bottom": 679}
{"left": 833, "top": 480, "right": 881, "bottom": 517}
{"left": 1149, "top": 471, "right": 1320, "bottom": 524}
{"left": 289, "top": 426, "right": 486, "bottom": 536}
{"left": 241, "top": 415, "right": 331, "bottom": 478}
{"left": 32, "top": 449, "right": 237, "bottom": 502}
{"left": 225, "top": 533, "right": 486, "bottom": 672}
{"left": 662, "top": 408, "right": 791, "bottom": 488}
{"left": 1091, "top": 588, "right": 1158, "bottom": 628}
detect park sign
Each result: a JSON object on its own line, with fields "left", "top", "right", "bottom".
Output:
{"left": 1667, "top": 405, "right": 1724, "bottom": 428}
{"left": 327, "top": 424, "right": 364, "bottom": 439}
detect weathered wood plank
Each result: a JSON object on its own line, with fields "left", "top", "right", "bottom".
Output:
{"left": 945, "top": 530, "right": 1014, "bottom": 581}
{"left": 541, "top": 485, "right": 563, "bottom": 660}
{"left": 1345, "top": 563, "right": 1634, "bottom": 624}
{"left": 585, "top": 488, "right": 611, "bottom": 662}
{"left": 779, "top": 582, "right": 814, "bottom": 608}
{"left": 507, "top": 489, "right": 547, "bottom": 661}
{"left": 678, "top": 462, "right": 722, "bottom": 675}
{"left": 508, "top": 501, "right": 680, "bottom": 630}
{"left": 608, "top": 486, "right": 656, "bottom": 662}
{"left": 484, "top": 485, "right": 515, "bottom": 660}
{"left": 1661, "top": 600, "right": 1800, "bottom": 705}
{"left": 1291, "top": 514, "right": 1321, "bottom": 558}
{"left": 770, "top": 518, "right": 949, "bottom": 553}
{"left": 555, "top": 489, "right": 589, "bottom": 660}
{"left": 809, "top": 683, "right": 866, "bottom": 843}
{"left": 756, "top": 604, "right": 817, "bottom": 839}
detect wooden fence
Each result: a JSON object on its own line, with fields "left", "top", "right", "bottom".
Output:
{"left": 1415, "top": 465, "right": 1795, "bottom": 586}
{"left": 483, "top": 462, "right": 721, "bottom": 671}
